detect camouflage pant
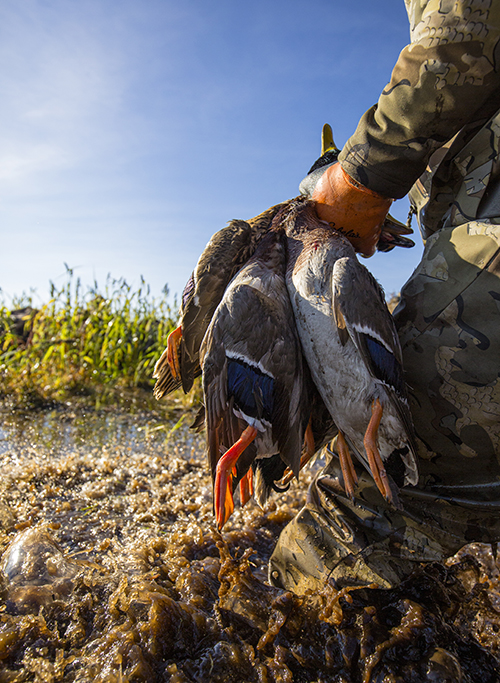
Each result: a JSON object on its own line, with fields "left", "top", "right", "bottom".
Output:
{"left": 270, "top": 220, "right": 500, "bottom": 592}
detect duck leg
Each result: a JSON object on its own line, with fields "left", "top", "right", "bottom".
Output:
{"left": 363, "top": 398, "right": 393, "bottom": 503}
{"left": 166, "top": 326, "right": 183, "bottom": 380}
{"left": 239, "top": 468, "right": 254, "bottom": 507}
{"left": 337, "top": 430, "right": 358, "bottom": 500}
{"left": 214, "top": 425, "right": 258, "bottom": 529}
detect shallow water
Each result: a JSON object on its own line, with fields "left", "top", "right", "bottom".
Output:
{"left": 0, "top": 405, "right": 499, "bottom": 682}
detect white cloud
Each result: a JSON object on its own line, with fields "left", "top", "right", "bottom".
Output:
{"left": 0, "top": 1, "right": 128, "bottom": 191}
{"left": 0, "top": 145, "right": 69, "bottom": 182}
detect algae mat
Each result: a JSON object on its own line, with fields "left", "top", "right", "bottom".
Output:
{"left": 0, "top": 406, "right": 499, "bottom": 682}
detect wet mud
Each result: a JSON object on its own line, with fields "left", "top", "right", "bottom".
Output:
{"left": 0, "top": 405, "right": 499, "bottom": 682}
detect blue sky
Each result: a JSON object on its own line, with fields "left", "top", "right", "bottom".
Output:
{"left": 0, "top": 0, "right": 422, "bottom": 306}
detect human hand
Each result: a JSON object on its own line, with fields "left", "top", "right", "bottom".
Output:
{"left": 312, "top": 162, "right": 393, "bottom": 257}
{"left": 300, "top": 124, "right": 414, "bottom": 257}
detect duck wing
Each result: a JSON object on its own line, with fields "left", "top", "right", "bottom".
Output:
{"left": 153, "top": 203, "right": 288, "bottom": 399}
{"left": 152, "top": 347, "right": 182, "bottom": 398}
{"left": 332, "top": 257, "right": 404, "bottom": 389}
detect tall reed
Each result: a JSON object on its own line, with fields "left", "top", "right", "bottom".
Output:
{"left": 0, "top": 270, "right": 180, "bottom": 408}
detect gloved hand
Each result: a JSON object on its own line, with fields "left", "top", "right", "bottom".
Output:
{"left": 313, "top": 163, "right": 392, "bottom": 256}
{"left": 301, "top": 124, "right": 414, "bottom": 257}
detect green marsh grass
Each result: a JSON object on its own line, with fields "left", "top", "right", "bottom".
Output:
{"left": 0, "top": 271, "right": 194, "bottom": 411}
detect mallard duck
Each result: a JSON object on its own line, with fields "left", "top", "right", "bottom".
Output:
{"left": 283, "top": 197, "right": 418, "bottom": 505}
{"left": 153, "top": 203, "right": 288, "bottom": 399}
{"left": 200, "top": 227, "right": 329, "bottom": 529}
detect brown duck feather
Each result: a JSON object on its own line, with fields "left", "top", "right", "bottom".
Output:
{"left": 153, "top": 203, "right": 289, "bottom": 399}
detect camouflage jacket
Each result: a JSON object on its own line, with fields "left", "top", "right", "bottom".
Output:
{"left": 338, "top": 0, "right": 500, "bottom": 238}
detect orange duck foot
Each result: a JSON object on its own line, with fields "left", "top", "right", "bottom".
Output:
{"left": 363, "top": 398, "right": 393, "bottom": 504}
{"left": 214, "top": 425, "right": 258, "bottom": 530}
{"left": 337, "top": 430, "right": 358, "bottom": 500}
{"left": 166, "top": 326, "right": 183, "bottom": 381}
{"left": 239, "top": 468, "right": 254, "bottom": 507}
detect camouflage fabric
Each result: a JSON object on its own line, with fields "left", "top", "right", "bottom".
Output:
{"left": 269, "top": 0, "right": 500, "bottom": 592}
{"left": 270, "top": 217, "right": 500, "bottom": 593}
{"left": 338, "top": 0, "right": 500, "bottom": 200}
{"left": 268, "top": 459, "right": 478, "bottom": 592}
{"left": 395, "top": 220, "right": 500, "bottom": 463}
{"left": 409, "top": 109, "right": 500, "bottom": 239}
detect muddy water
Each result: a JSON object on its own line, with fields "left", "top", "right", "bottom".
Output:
{"left": 0, "top": 405, "right": 499, "bottom": 682}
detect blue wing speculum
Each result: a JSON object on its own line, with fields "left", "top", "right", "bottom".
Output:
{"left": 362, "top": 335, "right": 406, "bottom": 399}
{"left": 227, "top": 356, "right": 274, "bottom": 428}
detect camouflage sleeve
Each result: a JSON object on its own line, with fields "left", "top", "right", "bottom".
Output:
{"left": 338, "top": 0, "right": 500, "bottom": 199}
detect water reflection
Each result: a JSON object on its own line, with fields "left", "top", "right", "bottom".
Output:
{"left": 0, "top": 406, "right": 201, "bottom": 461}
